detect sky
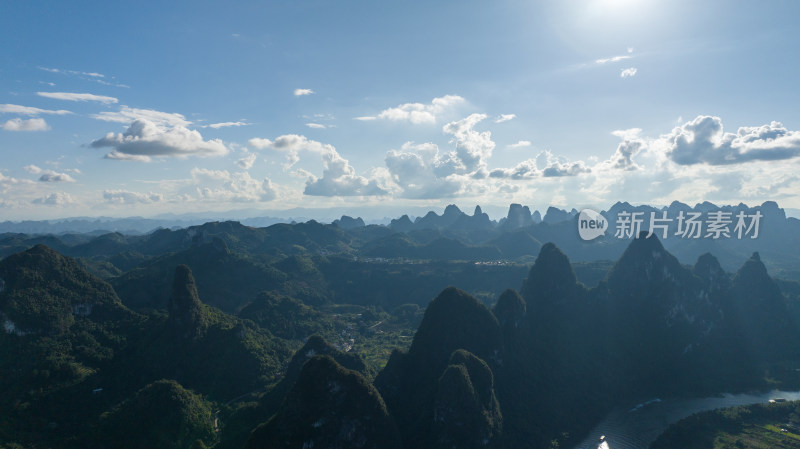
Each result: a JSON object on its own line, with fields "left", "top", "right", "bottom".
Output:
{"left": 2, "top": 0, "right": 800, "bottom": 220}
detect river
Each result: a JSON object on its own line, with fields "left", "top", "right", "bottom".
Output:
{"left": 573, "top": 389, "right": 800, "bottom": 449}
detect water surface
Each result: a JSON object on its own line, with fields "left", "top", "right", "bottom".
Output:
{"left": 574, "top": 389, "right": 800, "bottom": 449}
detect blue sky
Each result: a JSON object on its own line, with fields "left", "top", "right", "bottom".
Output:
{"left": 2, "top": 0, "right": 800, "bottom": 220}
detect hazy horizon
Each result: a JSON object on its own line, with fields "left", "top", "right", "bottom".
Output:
{"left": 2, "top": 201, "right": 798, "bottom": 229}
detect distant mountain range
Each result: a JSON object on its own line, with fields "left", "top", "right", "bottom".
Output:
{"left": 2, "top": 201, "right": 799, "bottom": 281}
{"left": 3, "top": 203, "right": 798, "bottom": 235}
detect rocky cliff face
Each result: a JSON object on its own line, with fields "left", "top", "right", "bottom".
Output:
{"left": 168, "top": 265, "right": 209, "bottom": 339}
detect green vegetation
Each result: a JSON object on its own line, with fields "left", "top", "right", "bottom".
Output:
{"left": 246, "top": 355, "right": 401, "bottom": 449}
{"left": 651, "top": 400, "right": 800, "bottom": 449}
{"left": 2, "top": 215, "right": 800, "bottom": 449}
{"left": 98, "top": 379, "right": 216, "bottom": 449}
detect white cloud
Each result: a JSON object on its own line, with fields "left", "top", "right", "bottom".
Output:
{"left": 38, "top": 67, "right": 129, "bottom": 88}
{"left": 247, "top": 138, "right": 273, "bottom": 149}
{"left": 659, "top": 116, "right": 800, "bottom": 165}
{"left": 208, "top": 121, "right": 249, "bottom": 129}
{"left": 95, "top": 79, "right": 130, "bottom": 89}
{"left": 0, "top": 172, "right": 32, "bottom": 186}
{"left": 442, "top": 113, "right": 495, "bottom": 173}
{"left": 489, "top": 150, "right": 590, "bottom": 179}
{"left": 294, "top": 88, "right": 315, "bottom": 96}
{"left": 24, "top": 165, "right": 43, "bottom": 174}
{"left": 620, "top": 67, "right": 638, "bottom": 78}
{"left": 384, "top": 142, "right": 466, "bottom": 199}
{"left": 248, "top": 134, "right": 335, "bottom": 169}
{"left": 39, "top": 67, "right": 104, "bottom": 78}
{"left": 304, "top": 150, "right": 388, "bottom": 197}
{"left": 249, "top": 133, "right": 386, "bottom": 197}
{"left": 495, "top": 114, "right": 516, "bottom": 123}
{"left": 103, "top": 152, "right": 152, "bottom": 162}
{"left": 91, "top": 119, "right": 228, "bottom": 161}
{"left": 38, "top": 170, "right": 76, "bottom": 183}
{"left": 36, "top": 92, "right": 118, "bottom": 104}
{"left": 489, "top": 159, "right": 540, "bottom": 180}
{"left": 91, "top": 106, "right": 191, "bottom": 127}
{"left": 103, "top": 189, "right": 163, "bottom": 204}
{"left": 32, "top": 192, "right": 74, "bottom": 206}
{"left": 359, "top": 95, "right": 465, "bottom": 124}
{"left": 1, "top": 118, "right": 50, "bottom": 132}
{"left": 599, "top": 128, "right": 645, "bottom": 171}
{"left": 508, "top": 140, "right": 532, "bottom": 149}
{"left": 191, "top": 167, "right": 232, "bottom": 181}
{"left": 380, "top": 116, "right": 501, "bottom": 198}
{"left": 596, "top": 54, "right": 632, "bottom": 64}
{"left": 306, "top": 123, "right": 326, "bottom": 129}
{"left": 354, "top": 116, "right": 377, "bottom": 121}
{"left": 191, "top": 168, "right": 277, "bottom": 202}
{"left": 236, "top": 153, "right": 257, "bottom": 169}
{"left": 248, "top": 134, "right": 332, "bottom": 153}
{"left": 0, "top": 104, "right": 71, "bottom": 115}
{"left": 542, "top": 160, "right": 591, "bottom": 177}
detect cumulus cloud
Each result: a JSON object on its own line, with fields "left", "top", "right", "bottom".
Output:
{"left": 0, "top": 172, "right": 31, "bottom": 186}
{"left": 24, "top": 165, "right": 42, "bottom": 174}
{"left": 508, "top": 140, "right": 532, "bottom": 149}
{"left": 248, "top": 134, "right": 332, "bottom": 153}
{"left": 542, "top": 159, "right": 591, "bottom": 177}
{"left": 248, "top": 134, "right": 335, "bottom": 169}
{"left": 488, "top": 150, "right": 590, "bottom": 179}
{"left": 91, "top": 119, "right": 228, "bottom": 161}
{"left": 489, "top": 159, "right": 540, "bottom": 179}
{"left": 381, "top": 115, "right": 498, "bottom": 198}
{"left": 442, "top": 113, "right": 495, "bottom": 173}
{"left": 249, "top": 134, "right": 387, "bottom": 197}
{"left": 495, "top": 114, "right": 516, "bottom": 123}
{"left": 1, "top": 118, "right": 50, "bottom": 131}
{"left": 37, "top": 92, "right": 118, "bottom": 104}
{"left": 597, "top": 128, "right": 646, "bottom": 171}
{"left": 32, "top": 192, "right": 74, "bottom": 206}
{"left": 208, "top": 121, "right": 248, "bottom": 129}
{"left": 236, "top": 153, "right": 257, "bottom": 169}
{"left": 91, "top": 106, "right": 191, "bottom": 127}
{"left": 660, "top": 116, "right": 800, "bottom": 165}
{"left": 358, "top": 95, "right": 465, "bottom": 124}
{"left": 304, "top": 150, "right": 388, "bottom": 197}
{"left": 38, "top": 170, "right": 76, "bottom": 182}
{"left": 294, "top": 88, "right": 314, "bottom": 96}
{"left": 620, "top": 67, "right": 638, "bottom": 78}
{"left": 191, "top": 168, "right": 277, "bottom": 202}
{"left": 0, "top": 104, "right": 72, "bottom": 116}
{"left": 103, "top": 190, "right": 163, "bottom": 204}
{"left": 384, "top": 142, "right": 466, "bottom": 198}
